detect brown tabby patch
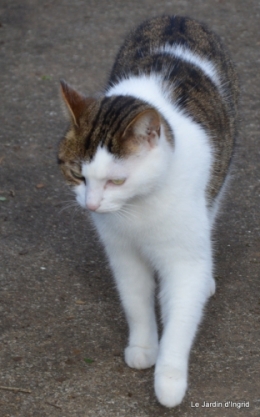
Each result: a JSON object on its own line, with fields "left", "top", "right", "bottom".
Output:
{"left": 59, "top": 15, "right": 238, "bottom": 200}
{"left": 58, "top": 92, "right": 173, "bottom": 185}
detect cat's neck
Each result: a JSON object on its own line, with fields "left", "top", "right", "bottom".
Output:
{"left": 107, "top": 75, "right": 175, "bottom": 130}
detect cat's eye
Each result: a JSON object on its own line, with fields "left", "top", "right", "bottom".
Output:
{"left": 70, "top": 170, "right": 85, "bottom": 183}
{"left": 110, "top": 179, "right": 126, "bottom": 185}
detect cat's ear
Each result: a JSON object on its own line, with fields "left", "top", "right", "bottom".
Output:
{"left": 123, "top": 109, "right": 161, "bottom": 149}
{"left": 60, "top": 80, "right": 93, "bottom": 127}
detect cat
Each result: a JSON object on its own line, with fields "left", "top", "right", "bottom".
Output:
{"left": 58, "top": 15, "right": 238, "bottom": 408}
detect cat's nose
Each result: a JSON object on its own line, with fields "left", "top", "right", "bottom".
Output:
{"left": 86, "top": 202, "right": 100, "bottom": 211}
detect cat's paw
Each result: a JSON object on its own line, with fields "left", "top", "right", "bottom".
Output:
{"left": 154, "top": 366, "right": 187, "bottom": 408}
{"left": 125, "top": 345, "right": 158, "bottom": 369}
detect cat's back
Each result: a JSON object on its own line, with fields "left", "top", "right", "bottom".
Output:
{"left": 107, "top": 15, "right": 239, "bottom": 202}
{"left": 109, "top": 15, "right": 238, "bottom": 105}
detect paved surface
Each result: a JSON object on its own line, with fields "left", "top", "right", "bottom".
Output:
{"left": 0, "top": 1, "right": 259, "bottom": 416}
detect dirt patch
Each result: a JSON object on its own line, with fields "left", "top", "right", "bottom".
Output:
{"left": 0, "top": 1, "right": 259, "bottom": 416}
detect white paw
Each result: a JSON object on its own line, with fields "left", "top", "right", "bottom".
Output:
{"left": 125, "top": 345, "right": 158, "bottom": 369}
{"left": 208, "top": 278, "right": 216, "bottom": 297}
{"left": 154, "top": 366, "right": 187, "bottom": 408}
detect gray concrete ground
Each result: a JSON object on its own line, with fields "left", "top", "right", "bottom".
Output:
{"left": 0, "top": 1, "right": 259, "bottom": 416}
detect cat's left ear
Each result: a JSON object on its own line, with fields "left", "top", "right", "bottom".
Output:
{"left": 60, "top": 79, "right": 93, "bottom": 127}
{"left": 123, "top": 109, "right": 161, "bottom": 149}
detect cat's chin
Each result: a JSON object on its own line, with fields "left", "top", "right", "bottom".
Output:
{"left": 91, "top": 205, "right": 123, "bottom": 214}
{"left": 94, "top": 208, "right": 116, "bottom": 214}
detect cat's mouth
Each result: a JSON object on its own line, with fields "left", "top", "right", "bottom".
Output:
{"left": 89, "top": 204, "right": 122, "bottom": 214}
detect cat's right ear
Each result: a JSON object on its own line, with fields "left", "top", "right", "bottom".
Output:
{"left": 60, "top": 80, "right": 93, "bottom": 127}
{"left": 123, "top": 109, "right": 161, "bottom": 150}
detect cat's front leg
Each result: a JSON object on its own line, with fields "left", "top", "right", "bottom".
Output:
{"left": 105, "top": 243, "right": 158, "bottom": 369}
{"left": 154, "top": 249, "right": 213, "bottom": 407}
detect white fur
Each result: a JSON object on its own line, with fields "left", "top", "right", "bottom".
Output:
{"left": 154, "top": 44, "right": 222, "bottom": 89}
{"left": 74, "top": 75, "right": 219, "bottom": 408}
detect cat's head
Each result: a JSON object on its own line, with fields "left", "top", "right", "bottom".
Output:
{"left": 58, "top": 81, "right": 173, "bottom": 213}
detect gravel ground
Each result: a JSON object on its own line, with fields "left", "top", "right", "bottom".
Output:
{"left": 0, "top": 1, "right": 259, "bottom": 416}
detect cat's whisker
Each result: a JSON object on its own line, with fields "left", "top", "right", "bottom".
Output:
{"left": 59, "top": 198, "right": 77, "bottom": 206}
{"left": 59, "top": 201, "right": 79, "bottom": 214}
{"left": 120, "top": 206, "right": 137, "bottom": 220}
{"left": 115, "top": 209, "right": 130, "bottom": 222}
{"left": 110, "top": 203, "right": 137, "bottom": 221}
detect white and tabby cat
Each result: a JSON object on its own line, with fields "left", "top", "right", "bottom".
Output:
{"left": 58, "top": 15, "right": 238, "bottom": 408}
